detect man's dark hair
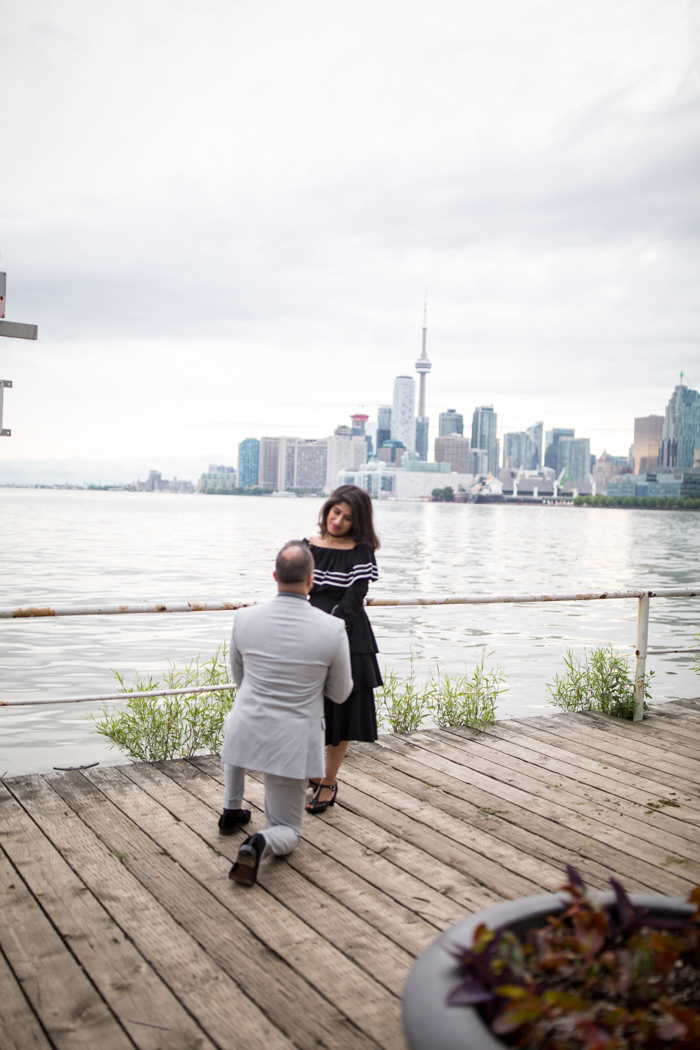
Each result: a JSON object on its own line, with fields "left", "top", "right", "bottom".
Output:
{"left": 275, "top": 540, "right": 314, "bottom": 584}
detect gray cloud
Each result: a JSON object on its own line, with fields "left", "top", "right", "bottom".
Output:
{"left": 1, "top": 0, "right": 698, "bottom": 471}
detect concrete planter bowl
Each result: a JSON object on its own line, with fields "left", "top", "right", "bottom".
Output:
{"left": 402, "top": 891, "right": 693, "bottom": 1050}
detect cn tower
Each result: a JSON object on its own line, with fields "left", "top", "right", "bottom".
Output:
{"left": 414, "top": 295, "right": 431, "bottom": 459}
{"left": 415, "top": 296, "right": 431, "bottom": 415}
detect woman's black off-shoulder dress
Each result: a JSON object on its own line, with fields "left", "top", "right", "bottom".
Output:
{"left": 305, "top": 541, "right": 382, "bottom": 745}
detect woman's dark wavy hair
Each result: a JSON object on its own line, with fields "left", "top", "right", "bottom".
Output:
{"left": 318, "top": 485, "right": 380, "bottom": 550}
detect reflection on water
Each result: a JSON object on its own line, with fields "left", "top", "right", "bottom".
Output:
{"left": 1, "top": 489, "right": 698, "bottom": 775}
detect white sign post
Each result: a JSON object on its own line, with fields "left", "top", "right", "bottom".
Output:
{"left": 0, "top": 270, "right": 38, "bottom": 437}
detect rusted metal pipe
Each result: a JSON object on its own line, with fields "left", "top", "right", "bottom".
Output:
{"left": 0, "top": 683, "right": 237, "bottom": 708}
{"left": 1, "top": 587, "right": 698, "bottom": 619}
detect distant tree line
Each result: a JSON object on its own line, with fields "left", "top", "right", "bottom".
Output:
{"left": 574, "top": 494, "right": 700, "bottom": 510}
{"left": 431, "top": 486, "right": 455, "bottom": 502}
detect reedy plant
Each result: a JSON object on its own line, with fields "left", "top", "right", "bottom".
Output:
{"left": 432, "top": 649, "right": 506, "bottom": 730}
{"left": 376, "top": 650, "right": 505, "bottom": 734}
{"left": 90, "top": 643, "right": 235, "bottom": 761}
{"left": 547, "top": 643, "right": 652, "bottom": 720}
{"left": 376, "top": 653, "right": 435, "bottom": 733}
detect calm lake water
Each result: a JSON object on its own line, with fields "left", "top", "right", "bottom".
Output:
{"left": 1, "top": 488, "right": 699, "bottom": 776}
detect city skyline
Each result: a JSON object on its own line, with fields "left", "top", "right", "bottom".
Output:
{"left": 1, "top": 1, "right": 698, "bottom": 487}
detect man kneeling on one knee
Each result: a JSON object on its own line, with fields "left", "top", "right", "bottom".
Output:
{"left": 220, "top": 540, "right": 353, "bottom": 886}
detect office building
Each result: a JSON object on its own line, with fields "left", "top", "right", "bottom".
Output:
{"left": 376, "top": 405, "right": 392, "bottom": 449}
{"left": 275, "top": 437, "right": 328, "bottom": 491}
{"left": 377, "top": 440, "right": 406, "bottom": 464}
{"left": 295, "top": 439, "right": 328, "bottom": 490}
{"left": 557, "top": 436, "right": 591, "bottom": 484}
{"left": 608, "top": 469, "right": 700, "bottom": 501}
{"left": 391, "top": 376, "right": 416, "bottom": 452}
{"left": 326, "top": 427, "right": 368, "bottom": 491}
{"left": 435, "top": 435, "right": 471, "bottom": 473}
{"left": 415, "top": 417, "right": 429, "bottom": 461}
{"left": 277, "top": 436, "right": 299, "bottom": 490}
{"left": 633, "top": 416, "right": 663, "bottom": 474}
{"left": 659, "top": 383, "right": 700, "bottom": 469}
{"left": 338, "top": 460, "right": 476, "bottom": 501}
{"left": 237, "top": 438, "right": 260, "bottom": 488}
{"left": 258, "top": 436, "right": 280, "bottom": 489}
{"left": 526, "top": 421, "right": 543, "bottom": 469}
{"left": 470, "top": 448, "right": 489, "bottom": 474}
{"left": 439, "top": 409, "right": 464, "bottom": 437}
{"left": 502, "top": 432, "right": 532, "bottom": 470}
{"left": 544, "top": 428, "right": 575, "bottom": 471}
{"left": 592, "top": 452, "right": 629, "bottom": 494}
{"left": 471, "top": 406, "right": 498, "bottom": 474}
{"left": 198, "top": 465, "right": 236, "bottom": 493}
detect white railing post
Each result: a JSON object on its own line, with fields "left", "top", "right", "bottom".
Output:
{"left": 634, "top": 593, "right": 650, "bottom": 721}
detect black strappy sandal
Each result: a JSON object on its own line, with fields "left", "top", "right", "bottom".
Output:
{"left": 308, "top": 779, "right": 322, "bottom": 791}
{"left": 305, "top": 782, "right": 338, "bottom": 814}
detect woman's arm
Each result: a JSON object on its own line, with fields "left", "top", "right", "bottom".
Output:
{"left": 330, "top": 576, "right": 369, "bottom": 628}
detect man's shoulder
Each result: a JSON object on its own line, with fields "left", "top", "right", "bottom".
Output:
{"left": 234, "top": 598, "right": 343, "bottom": 632}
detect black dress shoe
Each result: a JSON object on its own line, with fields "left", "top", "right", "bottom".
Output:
{"left": 229, "top": 832, "right": 266, "bottom": 886}
{"left": 218, "top": 808, "right": 252, "bottom": 835}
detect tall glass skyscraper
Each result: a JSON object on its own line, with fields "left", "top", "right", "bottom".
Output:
{"left": 659, "top": 383, "right": 700, "bottom": 468}
{"left": 238, "top": 437, "right": 260, "bottom": 488}
{"left": 471, "top": 406, "right": 498, "bottom": 475}
{"left": 526, "top": 421, "right": 543, "bottom": 469}
{"left": 376, "top": 405, "right": 392, "bottom": 450}
{"left": 544, "top": 428, "right": 575, "bottom": 471}
{"left": 438, "top": 409, "right": 464, "bottom": 437}
{"left": 391, "top": 376, "right": 416, "bottom": 452}
{"left": 557, "top": 437, "right": 591, "bottom": 484}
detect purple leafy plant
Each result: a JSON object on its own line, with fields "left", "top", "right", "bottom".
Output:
{"left": 448, "top": 866, "right": 700, "bottom": 1049}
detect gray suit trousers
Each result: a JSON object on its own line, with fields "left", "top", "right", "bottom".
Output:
{"left": 224, "top": 764, "right": 307, "bottom": 858}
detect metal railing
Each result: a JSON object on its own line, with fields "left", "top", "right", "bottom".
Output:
{"left": 1, "top": 586, "right": 698, "bottom": 721}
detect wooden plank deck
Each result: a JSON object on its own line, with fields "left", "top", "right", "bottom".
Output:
{"left": 1, "top": 700, "right": 699, "bottom": 1050}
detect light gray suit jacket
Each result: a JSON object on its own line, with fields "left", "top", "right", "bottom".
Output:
{"left": 220, "top": 592, "right": 353, "bottom": 780}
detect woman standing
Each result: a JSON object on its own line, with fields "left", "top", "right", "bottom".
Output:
{"left": 304, "top": 485, "right": 381, "bottom": 814}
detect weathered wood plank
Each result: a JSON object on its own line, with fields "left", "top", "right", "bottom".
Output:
{"left": 499, "top": 717, "right": 700, "bottom": 816}
{"left": 548, "top": 711, "right": 700, "bottom": 773}
{"left": 506, "top": 716, "right": 700, "bottom": 797}
{"left": 6, "top": 775, "right": 294, "bottom": 1050}
{"left": 0, "top": 782, "right": 216, "bottom": 1050}
{"left": 648, "top": 703, "right": 700, "bottom": 729}
{"left": 582, "top": 711, "right": 700, "bottom": 760}
{"left": 462, "top": 729, "right": 700, "bottom": 853}
{"left": 368, "top": 733, "right": 687, "bottom": 894}
{"left": 158, "top": 756, "right": 451, "bottom": 952}
{"left": 188, "top": 754, "right": 489, "bottom": 927}
{"left": 307, "top": 766, "right": 545, "bottom": 898}
{"left": 641, "top": 711, "right": 700, "bottom": 747}
{"left": 118, "top": 760, "right": 417, "bottom": 993}
{"left": 0, "top": 946, "right": 52, "bottom": 1050}
{"left": 345, "top": 739, "right": 660, "bottom": 893}
{"left": 76, "top": 766, "right": 400, "bottom": 1050}
{"left": 198, "top": 762, "right": 509, "bottom": 916}
{"left": 2, "top": 707, "right": 699, "bottom": 1050}
{"left": 480, "top": 721, "right": 700, "bottom": 832}
{"left": 376, "top": 730, "right": 696, "bottom": 894}
{"left": 0, "top": 845, "right": 136, "bottom": 1050}
{"left": 428, "top": 728, "right": 699, "bottom": 885}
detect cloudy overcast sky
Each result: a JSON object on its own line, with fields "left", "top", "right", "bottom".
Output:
{"left": 1, "top": 0, "right": 698, "bottom": 484}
